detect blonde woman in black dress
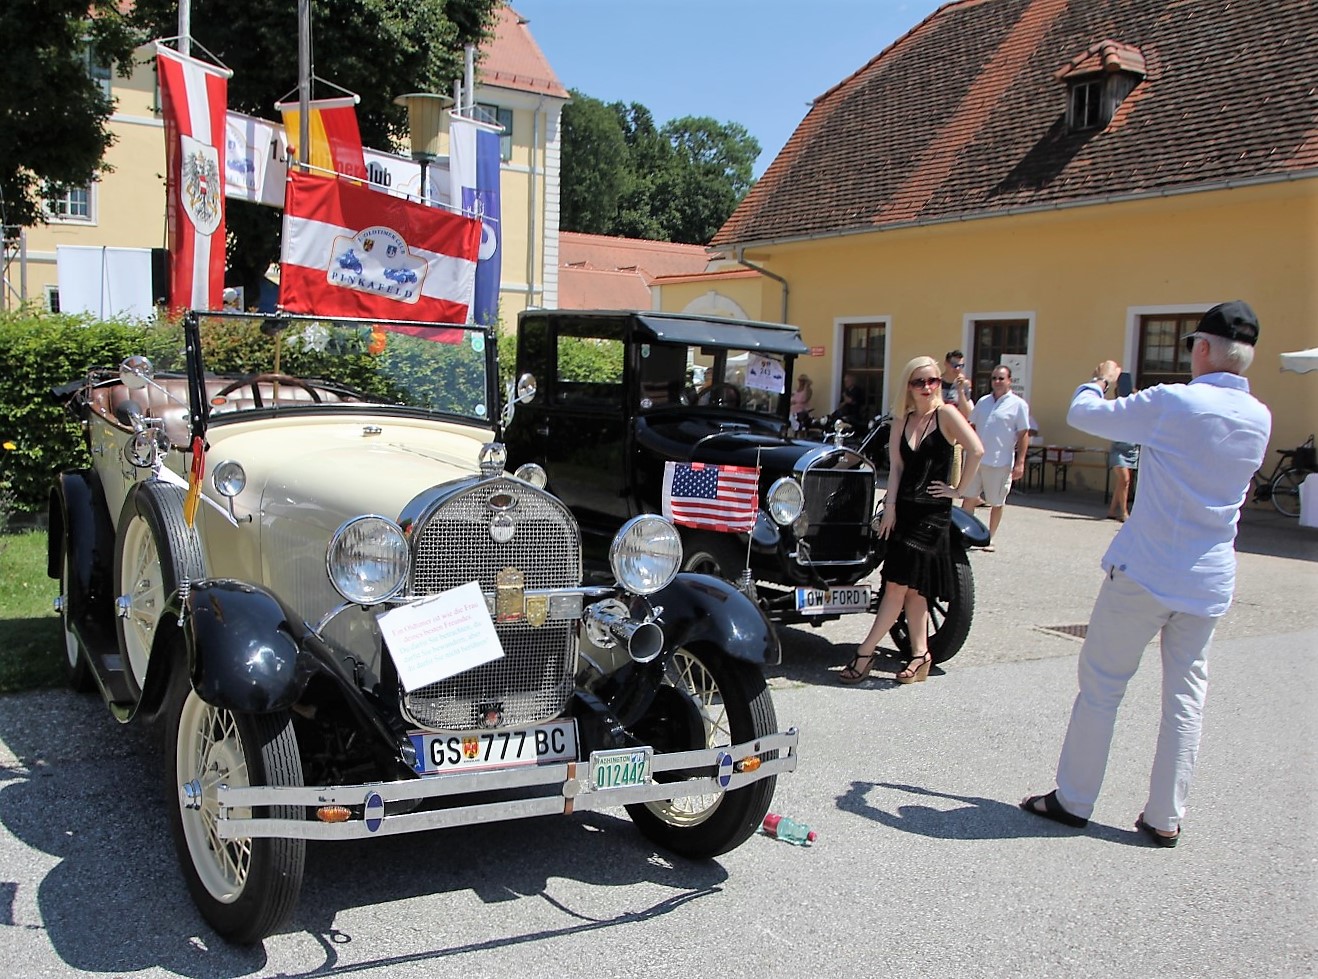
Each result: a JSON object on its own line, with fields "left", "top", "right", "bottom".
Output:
{"left": 839, "top": 356, "right": 984, "bottom": 684}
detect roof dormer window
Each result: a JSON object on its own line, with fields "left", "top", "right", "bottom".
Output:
{"left": 1057, "top": 40, "right": 1146, "bottom": 132}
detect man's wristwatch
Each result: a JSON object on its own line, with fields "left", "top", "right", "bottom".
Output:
{"left": 1090, "top": 376, "right": 1109, "bottom": 393}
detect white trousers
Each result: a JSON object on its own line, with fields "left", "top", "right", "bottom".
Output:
{"left": 1054, "top": 568, "right": 1218, "bottom": 831}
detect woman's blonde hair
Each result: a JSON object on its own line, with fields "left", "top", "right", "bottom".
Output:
{"left": 892, "top": 355, "right": 943, "bottom": 417}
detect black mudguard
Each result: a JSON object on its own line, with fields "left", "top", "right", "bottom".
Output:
{"left": 47, "top": 471, "right": 118, "bottom": 658}
{"left": 950, "top": 506, "right": 991, "bottom": 547}
{"left": 165, "top": 579, "right": 319, "bottom": 714}
{"left": 649, "top": 572, "right": 780, "bottom": 667}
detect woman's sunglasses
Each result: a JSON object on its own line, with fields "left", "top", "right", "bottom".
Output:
{"left": 908, "top": 376, "right": 940, "bottom": 389}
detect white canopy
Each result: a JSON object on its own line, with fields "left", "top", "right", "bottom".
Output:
{"left": 1280, "top": 348, "right": 1318, "bottom": 374}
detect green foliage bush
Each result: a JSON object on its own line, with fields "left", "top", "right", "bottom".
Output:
{"left": 0, "top": 308, "right": 180, "bottom": 513}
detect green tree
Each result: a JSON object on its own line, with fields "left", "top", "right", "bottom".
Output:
{"left": 559, "top": 93, "right": 760, "bottom": 245}
{"left": 126, "top": 0, "right": 500, "bottom": 297}
{"left": 560, "top": 91, "right": 629, "bottom": 235}
{"left": 0, "top": 2, "right": 139, "bottom": 230}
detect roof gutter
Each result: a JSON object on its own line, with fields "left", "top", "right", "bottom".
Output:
{"left": 722, "top": 168, "right": 1318, "bottom": 253}
{"left": 734, "top": 247, "right": 790, "bottom": 324}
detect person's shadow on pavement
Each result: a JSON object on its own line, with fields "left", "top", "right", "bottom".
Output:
{"left": 837, "top": 781, "right": 1147, "bottom": 846}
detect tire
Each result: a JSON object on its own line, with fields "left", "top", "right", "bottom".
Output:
{"left": 1270, "top": 467, "right": 1304, "bottom": 517}
{"left": 625, "top": 645, "right": 778, "bottom": 859}
{"left": 58, "top": 536, "right": 94, "bottom": 692}
{"left": 114, "top": 482, "right": 205, "bottom": 696}
{"left": 164, "top": 679, "right": 306, "bottom": 944}
{"left": 887, "top": 545, "right": 975, "bottom": 665}
{"left": 681, "top": 531, "right": 747, "bottom": 580}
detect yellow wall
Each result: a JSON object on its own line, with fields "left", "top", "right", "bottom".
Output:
{"left": 724, "top": 179, "right": 1317, "bottom": 474}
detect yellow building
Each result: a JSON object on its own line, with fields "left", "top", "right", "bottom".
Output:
{"left": 677, "top": 0, "right": 1317, "bottom": 478}
{"left": 11, "top": 3, "right": 570, "bottom": 323}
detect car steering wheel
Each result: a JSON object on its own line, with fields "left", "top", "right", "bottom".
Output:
{"left": 696, "top": 383, "right": 741, "bottom": 408}
{"left": 213, "top": 372, "right": 322, "bottom": 407}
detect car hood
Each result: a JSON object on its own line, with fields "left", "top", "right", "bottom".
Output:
{"left": 634, "top": 412, "right": 819, "bottom": 474}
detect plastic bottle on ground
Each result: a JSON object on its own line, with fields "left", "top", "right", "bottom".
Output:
{"left": 761, "top": 812, "right": 817, "bottom": 845}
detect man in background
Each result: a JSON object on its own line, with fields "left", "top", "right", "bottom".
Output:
{"left": 960, "top": 364, "right": 1030, "bottom": 549}
{"left": 1020, "top": 301, "right": 1271, "bottom": 846}
{"left": 941, "top": 350, "right": 973, "bottom": 485}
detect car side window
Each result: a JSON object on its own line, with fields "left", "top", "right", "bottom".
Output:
{"left": 555, "top": 333, "right": 624, "bottom": 408}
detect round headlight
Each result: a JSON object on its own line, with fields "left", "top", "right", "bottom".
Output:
{"left": 767, "top": 477, "right": 805, "bottom": 526}
{"left": 513, "top": 462, "right": 548, "bottom": 488}
{"left": 212, "top": 460, "right": 247, "bottom": 498}
{"left": 609, "top": 515, "right": 682, "bottom": 595}
{"left": 326, "top": 516, "right": 409, "bottom": 605}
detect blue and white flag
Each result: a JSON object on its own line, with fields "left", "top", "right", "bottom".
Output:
{"left": 448, "top": 114, "right": 503, "bottom": 326}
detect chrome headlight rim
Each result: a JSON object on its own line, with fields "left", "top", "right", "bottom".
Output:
{"left": 326, "top": 514, "right": 410, "bottom": 606}
{"left": 609, "top": 514, "right": 682, "bottom": 596}
{"left": 513, "top": 462, "right": 548, "bottom": 488}
{"left": 211, "top": 459, "right": 247, "bottom": 498}
{"left": 767, "top": 476, "right": 805, "bottom": 526}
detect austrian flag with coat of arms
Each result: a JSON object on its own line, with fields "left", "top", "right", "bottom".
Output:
{"left": 280, "top": 170, "right": 482, "bottom": 323}
{"left": 155, "top": 43, "right": 231, "bottom": 311}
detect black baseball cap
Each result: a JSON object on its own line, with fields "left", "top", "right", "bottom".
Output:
{"left": 1183, "top": 300, "right": 1260, "bottom": 346}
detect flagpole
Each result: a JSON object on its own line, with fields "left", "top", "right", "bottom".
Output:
{"left": 297, "top": 0, "right": 311, "bottom": 167}
{"left": 178, "top": 0, "right": 190, "bottom": 56}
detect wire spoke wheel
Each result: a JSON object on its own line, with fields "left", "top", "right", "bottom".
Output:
{"left": 626, "top": 646, "right": 778, "bottom": 859}
{"left": 1270, "top": 467, "right": 1304, "bottom": 517}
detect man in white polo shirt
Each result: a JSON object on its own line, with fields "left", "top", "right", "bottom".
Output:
{"left": 1020, "top": 300, "right": 1271, "bottom": 847}
{"left": 960, "top": 364, "right": 1031, "bottom": 549}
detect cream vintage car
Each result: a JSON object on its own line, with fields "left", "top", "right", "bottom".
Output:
{"left": 49, "top": 310, "right": 797, "bottom": 944}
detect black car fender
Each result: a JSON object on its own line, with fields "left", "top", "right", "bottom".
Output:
{"left": 650, "top": 572, "right": 780, "bottom": 666}
{"left": 47, "top": 470, "right": 118, "bottom": 654}
{"left": 152, "top": 578, "right": 320, "bottom": 715}
{"left": 950, "top": 506, "right": 991, "bottom": 548}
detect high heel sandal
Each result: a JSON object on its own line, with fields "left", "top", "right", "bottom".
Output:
{"left": 838, "top": 647, "right": 879, "bottom": 684}
{"left": 895, "top": 652, "right": 932, "bottom": 684}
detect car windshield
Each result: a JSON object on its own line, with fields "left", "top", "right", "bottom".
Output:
{"left": 638, "top": 341, "right": 790, "bottom": 417}
{"left": 175, "top": 312, "right": 495, "bottom": 424}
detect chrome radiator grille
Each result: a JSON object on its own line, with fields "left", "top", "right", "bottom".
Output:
{"left": 801, "top": 469, "right": 874, "bottom": 563}
{"left": 402, "top": 479, "right": 581, "bottom": 730}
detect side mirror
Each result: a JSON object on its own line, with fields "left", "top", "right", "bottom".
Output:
{"left": 499, "top": 372, "right": 538, "bottom": 429}
{"left": 119, "top": 355, "right": 155, "bottom": 390}
{"left": 515, "top": 372, "right": 537, "bottom": 404}
{"left": 124, "top": 428, "right": 170, "bottom": 469}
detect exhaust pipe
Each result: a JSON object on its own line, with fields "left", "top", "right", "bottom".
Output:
{"left": 584, "top": 601, "right": 664, "bottom": 663}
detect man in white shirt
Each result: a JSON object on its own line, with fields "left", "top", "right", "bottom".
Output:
{"left": 1021, "top": 300, "right": 1272, "bottom": 847}
{"left": 960, "top": 364, "right": 1031, "bottom": 549}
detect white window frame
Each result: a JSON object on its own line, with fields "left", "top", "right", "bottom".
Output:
{"left": 475, "top": 103, "right": 514, "bottom": 161}
{"left": 832, "top": 314, "right": 892, "bottom": 415}
{"left": 44, "top": 182, "right": 96, "bottom": 224}
{"left": 961, "top": 310, "right": 1036, "bottom": 406}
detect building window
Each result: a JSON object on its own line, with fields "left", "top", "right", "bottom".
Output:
{"left": 45, "top": 183, "right": 93, "bottom": 222}
{"left": 45, "top": 286, "right": 60, "bottom": 313}
{"left": 1137, "top": 313, "right": 1197, "bottom": 387}
{"left": 475, "top": 103, "right": 513, "bottom": 161}
{"left": 84, "top": 43, "right": 111, "bottom": 99}
{"left": 968, "top": 319, "right": 1029, "bottom": 401}
{"left": 840, "top": 322, "right": 886, "bottom": 420}
{"left": 1069, "top": 80, "right": 1103, "bottom": 129}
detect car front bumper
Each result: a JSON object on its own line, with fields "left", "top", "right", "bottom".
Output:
{"left": 209, "top": 729, "right": 799, "bottom": 840}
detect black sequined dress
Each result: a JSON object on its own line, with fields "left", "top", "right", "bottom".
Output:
{"left": 883, "top": 409, "right": 954, "bottom": 600}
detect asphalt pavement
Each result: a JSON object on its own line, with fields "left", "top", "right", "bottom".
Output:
{"left": 0, "top": 490, "right": 1314, "bottom": 978}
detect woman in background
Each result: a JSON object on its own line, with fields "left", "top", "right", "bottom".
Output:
{"left": 1106, "top": 441, "right": 1139, "bottom": 521}
{"left": 840, "top": 356, "right": 984, "bottom": 684}
{"left": 790, "top": 373, "right": 814, "bottom": 428}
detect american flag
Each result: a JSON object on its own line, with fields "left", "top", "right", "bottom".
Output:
{"left": 661, "top": 462, "right": 759, "bottom": 532}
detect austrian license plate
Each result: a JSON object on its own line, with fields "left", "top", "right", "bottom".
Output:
{"left": 409, "top": 720, "right": 578, "bottom": 776}
{"left": 794, "top": 584, "right": 872, "bottom": 614}
{"left": 589, "top": 747, "right": 653, "bottom": 790}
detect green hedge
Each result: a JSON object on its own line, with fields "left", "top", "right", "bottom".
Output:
{"left": 0, "top": 309, "right": 180, "bottom": 513}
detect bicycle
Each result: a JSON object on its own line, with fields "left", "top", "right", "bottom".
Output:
{"left": 1251, "top": 434, "right": 1315, "bottom": 517}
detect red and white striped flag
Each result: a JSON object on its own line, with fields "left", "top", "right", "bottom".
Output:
{"left": 661, "top": 462, "right": 760, "bottom": 532}
{"left": 155, "top": 43, "right": 231, "bottom": 312}
{"left": 279, "top": 170, "right": 481, "bottom": 322}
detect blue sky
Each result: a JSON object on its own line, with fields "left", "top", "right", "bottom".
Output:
{"left": 510, "top": 0, "right": 947, "bottom": 177}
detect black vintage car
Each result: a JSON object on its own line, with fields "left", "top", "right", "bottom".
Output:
{"left": 502, "top": 310, "right": 988, "bottom": 662}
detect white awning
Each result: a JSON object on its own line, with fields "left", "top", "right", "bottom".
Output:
{"left": 1280, "top": 348, "right": 1318, "bottom": 374}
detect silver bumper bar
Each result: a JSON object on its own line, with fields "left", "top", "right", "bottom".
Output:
{"left": 212, "top": 729, "right": 799, "bottom": 840}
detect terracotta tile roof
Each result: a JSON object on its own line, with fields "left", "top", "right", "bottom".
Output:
{"left": 714, "top": 0, "right": 1318, "bottom": 248}
{"left": 557, "top": 267, "right": 652, "bottom": 310}
{"left": 1055, "top": 39, "right": 1147, "bottom": 81}
{"left": 481, "top": 5, "right": 569, "bottom": 100}
{"left": 560, "top": 232, "right": 711, "bottom": 281}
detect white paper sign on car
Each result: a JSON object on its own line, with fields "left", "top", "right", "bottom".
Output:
{"left": 745, "top": 354, "right": 786, "bottom": 393}
{"left": 376, "top": 581, "right": 504, "bottom": 692}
